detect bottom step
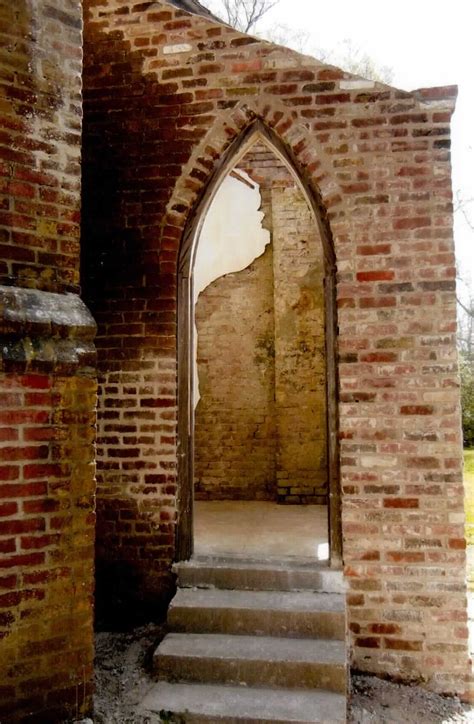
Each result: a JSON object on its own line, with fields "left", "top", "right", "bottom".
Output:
{"left": 141, "top": 681, "right": 346, "bottom": 723}
{"left": 155, "top": 633, "right": 346, "bottom": 693}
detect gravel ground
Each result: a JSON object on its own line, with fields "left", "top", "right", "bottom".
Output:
{"left": 348, "top": 675, "right": 473, "bottom": 723}
{"left": 92, "top": 625, "right": 164, "bottom": 724}
{"left": 85, "top": 626, "right": 474, "bottom": 723}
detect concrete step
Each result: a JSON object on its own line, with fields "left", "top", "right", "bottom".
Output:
{"left": 169, "top": 588, "right": 346, "bottom": 640}
{"left": 174, "top": 556, "right": 344, "bottom": 593}
{"left": 154, "top": 633, "right": 346, "bottom": 693}
{"left": 141, "top": 681, "right": 347, "bottom": 723}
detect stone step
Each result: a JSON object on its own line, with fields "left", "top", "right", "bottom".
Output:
{"left": 173, "top": 556, "right": 345, "bottom": 593}
{"left": 169, "top": 588, "right": 346, "bottom": 640}
{"left": 141, "top": 681, "right": 347, "bottom": 723}
{"left": 154, "top": 633, "right": 346, "bottom": 693}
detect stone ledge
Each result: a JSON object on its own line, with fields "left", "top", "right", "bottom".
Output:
{"left": 0, "top": 285, "right": 97, "bottom": 375}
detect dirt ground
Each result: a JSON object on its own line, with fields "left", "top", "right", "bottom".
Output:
{"left": 81, "top": 625, "right": 474, "bottom": 723}
{"left": 348, "top": 675, "right": 473, "bottom": 723}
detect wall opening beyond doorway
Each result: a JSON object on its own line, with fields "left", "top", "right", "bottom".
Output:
{"left": 177, "top": 123, "right": 341, "bottom": 566}
{"left": 192, "top": 143, "right": 329, "bottom": 561}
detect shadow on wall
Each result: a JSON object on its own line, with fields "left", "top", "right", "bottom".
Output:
{"left": 82, "top": 20, "right": 189, "bottom": 626}
{"left": 94, "top": 558, "right": 175, "bottom": 631}
{"left": 82, "top": 2, "right": 334, "bottom": 624}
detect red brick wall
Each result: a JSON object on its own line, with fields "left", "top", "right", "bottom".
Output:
{"left": 0, "top": 365, "right": 96, "bottom": 722}
{"left": 82, "top": 0, "right": 469, "bottom": 696}
{"left": 0, "top": 1, "right": 97, "bottom": 720}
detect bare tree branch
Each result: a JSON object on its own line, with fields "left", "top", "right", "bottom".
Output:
{"left": 457, "top": 295, "right": 474, "bottom": 318}
{"left": 460, "top": 204, "right": 474, "bottom": 231}
{"left": 454, "top": 189, "right": 474, "bottom": 229}
{"left": 207, "top": 0, "right": 280, "bottom": 33}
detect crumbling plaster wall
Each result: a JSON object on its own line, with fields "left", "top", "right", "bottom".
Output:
{"left": 194, "top": 147, "right": 327, "bottom": 503}
{"left": 193, "top": 169, "right": 270, "bottom": 410}
{"left": 82, "top": 0, "right": 469, "bottom": 698}
{"left": 0, "top": 1, "right": 96, "bottom": 721}
{"left": 194, "top": 167, "right": 275, "bottom": 502}
{"left": 195, "top": 241, "right": 277, "bottom": 501}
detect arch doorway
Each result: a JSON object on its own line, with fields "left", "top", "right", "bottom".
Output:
{"left": 177, "top": 122, "right": 341, "bottom": 567}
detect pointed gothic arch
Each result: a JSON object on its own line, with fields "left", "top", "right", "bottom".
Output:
{"left": 176, "top": 119, "right": 342, "bottom": 566}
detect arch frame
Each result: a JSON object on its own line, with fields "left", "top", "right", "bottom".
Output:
{"left": 176, "top": 119, "right": 342, "bottom": 567}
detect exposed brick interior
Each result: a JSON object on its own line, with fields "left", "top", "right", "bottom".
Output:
{"left": 241, "top": 146, "right": 328, "bottom": 506}
{"left": 195, "top": 244, "right": 278, "bottom": 501}
{"left": 0, "top": 2, "right": 97, "bottom": 720}
{"left": 195, "top": 145, "right": 327, "bottom": 503}
{"left": 271, "top": 182, "right": 327, "bottom": 503}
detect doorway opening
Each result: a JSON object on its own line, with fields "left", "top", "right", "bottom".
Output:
{"left": 177, "top": 122, "right": 341, "bottom": 567}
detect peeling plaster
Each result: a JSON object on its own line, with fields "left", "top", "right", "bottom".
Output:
{"left": 193, "top": 171, "right": 270, "bottom": 406}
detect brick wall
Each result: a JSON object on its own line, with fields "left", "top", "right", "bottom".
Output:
{"left": 272, "top": 183, "right": 327, "bottom": 503}
{"left": 0, "top": 352, "right": 96, "bottom": 722}
{"left": 0, "top": 0, "right": 82, "bottom": 294}
{"left": 195, "top": 147, "right": 327, "bottom": 503}
{"left": 82, "top": 0, "right": 469, "bottom": 696}
{"left": 195, "top": 244, "right": 277, "bottom": 501}
{"left": 0, "top": 1, "right": 97, "bottom": 720}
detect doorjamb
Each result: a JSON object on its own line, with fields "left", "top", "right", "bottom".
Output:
{"left": 176, "top": 120, "right": 342, "bottom": 567}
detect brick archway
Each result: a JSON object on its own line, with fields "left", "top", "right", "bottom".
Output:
{"left": 82, "top": 0, "right": 468, "bottom": 694}
{"left": 159, "top": 98, "right": 350, "bottom": 279}
{"left": 173, "top": 117, "right": 343, "bottom": 565}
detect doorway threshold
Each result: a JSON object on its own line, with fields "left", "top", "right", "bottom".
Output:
{"left": 194, "top": 500, "right": 330, "bottom": 561}
{"left": 173, "top": 555, "right": 345, "bottom": 594}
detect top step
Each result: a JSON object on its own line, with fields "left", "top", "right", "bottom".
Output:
{"left": 174, "top": 556, "right": 345, "bottom": 593}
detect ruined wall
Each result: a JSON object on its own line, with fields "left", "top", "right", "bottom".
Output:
{"left": 272, "top": 184, "right": 327, "bottom": 503}
{"left": 0, "top": 2, "right": 96, "bottom": 720}
{"left": 82, "top": 0, "right": 469, "bottom": 697}
{"left": 241, "top": 148, "right": 328, "bottom": 505}
{"left": 195, "top": 245, "right": 277, "bottom": 500}
{"left": 195, "top": 148, "right": 327, "bottom": 503}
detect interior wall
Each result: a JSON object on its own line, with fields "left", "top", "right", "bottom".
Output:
{"left": 195, "top": 243, "right": 277, "bottom": 500}
{"left": 193, "top": 171, "right": 270, "bottom": 408}
{"left": 194, "top": 146, "right": 328, "bottom": 503}
{"left": 272, "top": 184, "right": 328, "bottom": 503}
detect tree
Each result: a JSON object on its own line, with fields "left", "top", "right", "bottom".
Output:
{"left": 261, "top": 22, "right": 313, "bottom": 54}
{"left": 460, "top": 351, "right": 474, "bottom": 448}
{"left": 330, "top": 38, "right": 393, "bottom": 84}
{"left": 203, "top": 2, "right": 393, "bottom": 82}
{"left": 455, "top": 193, "right": 474, "bottom": 448}
{"left": 260, "top": 27, "right": 394, "bottom": 83}
{"left": 204, "top": 0, "right": 280, "bottom": 32}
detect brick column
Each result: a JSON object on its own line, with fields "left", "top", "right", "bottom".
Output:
{"left": 0, "top": 289, "right": 97, "bottom": 721}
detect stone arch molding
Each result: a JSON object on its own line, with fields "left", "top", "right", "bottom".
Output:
{"left": 174, "top": 106, "right": 343, "bottom": 565}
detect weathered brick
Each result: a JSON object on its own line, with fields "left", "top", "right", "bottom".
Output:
{"left": 0, "top": 1, "right": 95, "bottom": 718}
{"left": 77, "top": 0, "right": 468, "bottom": 703}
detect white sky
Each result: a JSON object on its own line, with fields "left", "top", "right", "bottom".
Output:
{"left": 203, "top": 0, "right": 473, "bottom": 282}
{"left": 256, "top": 0, "right": 474, "bottom": 280}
